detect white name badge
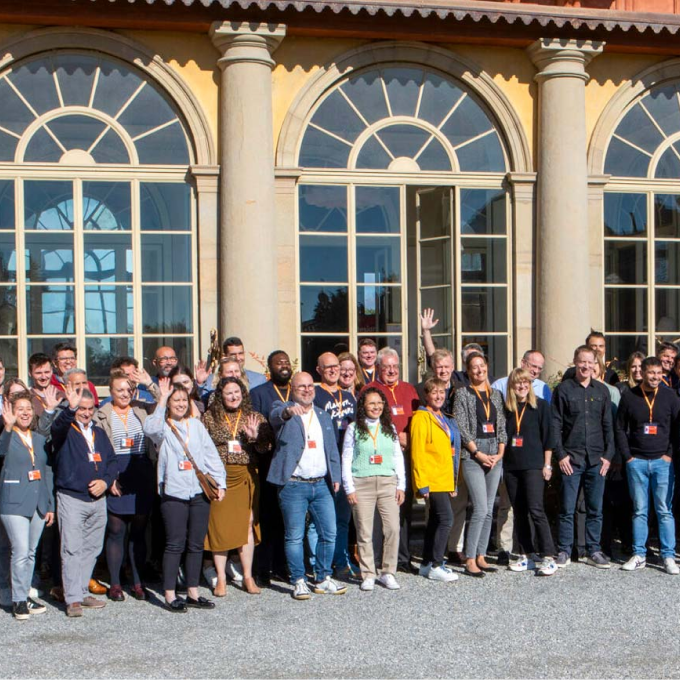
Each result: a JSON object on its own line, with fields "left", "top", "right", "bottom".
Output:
{"left": 228, "top": 440, "right": 243, "bottom": 454}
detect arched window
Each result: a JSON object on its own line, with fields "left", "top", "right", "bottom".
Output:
{"left": 0, "top": 52, "right": 196, "bottom": 382}
{"left": 295, "top": 65, "right": 511, "bottom": 377}
{"left": 602, "top": 83, "right": 680, "bottom": 360}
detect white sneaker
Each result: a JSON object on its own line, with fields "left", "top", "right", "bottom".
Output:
{"left": 360, "top": 578, "right": 375, "bottom": 591}
{"left": 621, "top": 555, "right": 646, "bottom": 572}
{"left": 292, "top": 578, "right": 312, "bottom": 600}
{"left": 537, "top": 559, "right": 558, "bottom": 576}
{"left": 377, "top": 573, "right": 400, "bottom": 590}
{"left": 202, "top": 565, "right": 218, "bottom": 589}
{"left": 418, "top": 562, "right": 432, "bottom": 577}
{"left": 227, "top": 559, "right": 244, "bottom": 584}
{"left": 427, "top": 565, "right": 459, "bottom": 583}
{"left": 313, "top": 576, "right": 348, "bottom": 595}
{"left": 0, "top": 587, "right": 11, "bottom": 606}
{"left": 508, "top": 554, "right": 537, "bottom": 572}
{"left": 664, "top": 557, "right": 679, "bottom": 575}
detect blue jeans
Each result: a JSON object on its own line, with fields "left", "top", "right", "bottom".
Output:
{"left": 278, "top": 480, "right": 337, "bottom": 583}
{"left": 0, "top": 512, "right": 46, "bottom": 602}
{"left": 627, "top": 457, "right": 676, "bottom": 559}
{"left": 558, "top": 460, "right": 606, "bottom": 555}
{"left": 306, "top": 488, "right": 351, "bottom": 571}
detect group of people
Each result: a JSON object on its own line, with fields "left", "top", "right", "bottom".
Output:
{"left": 0, "top": 311, "right": 679, "bottom": 618}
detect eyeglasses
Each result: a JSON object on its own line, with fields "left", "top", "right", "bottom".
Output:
{"left": 294, "top": 385, "right": 315, "bottom": 391}
{"left": 157, "top": 356, "right": 178, "bottom": 364}
{"left": 321, "top": 365, "right": 340, "bottom": 371}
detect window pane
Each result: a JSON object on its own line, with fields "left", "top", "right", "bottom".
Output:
{"left": 90, "top": 128, "right": 130, "bottom": 164}
{"left": 356, "top": 186, "right": 400, "bottom": 234}
{"left": 93, "top": 61, "right": 144, "bottom": 118}
{"left": 644, "top": 86, "right": 680, "bottom": 137}
{"left": 461, "top": 189, "right": 506, "bottom": 235}
{"left": 300, "top": 285, "right": 348, "bottom": 333}
{"left": 301, "top": 335, "right": 350, "bottom": 375}
{"left": 117, "top": 83, "right": 176, "bottom": 138}
{"left": 655, "top": 145, "right": 680, "bottom": 179}
{"left": 8, "top": 59, "right": 60, "bottom": 116}
{"left": 417, "top": 138, "right": 452, "bottom": 171}
{"left": 605, "top": 241, "right": 647, "bottom": 285}
{"left": 54, "top": 54, "right": 97, "bottom": 107}
{"left": 0, "top": 77, "right": 35, "bottom": 134}
{"left": 420, "top": 240, "right": 451, "bottom": 287}
{"left": 299, "top": 127, "right": 351, "bottom": 169}
{"left": 607, "top": 336, "right": 648, "bottom": 369}
{"left": 418, "top": 188, "right": 452, "bottom": 239}
{"left": 25, "top": 233, "right": 74, "bottom": 283}
{"left": 84, "top": 234, "right": 132, "bottom": 283}
{"left": 26, "top": 285, "right": 75, "bottom": 334}
{"left": 299, "top": 185, "right": 347, "bottom": 233}
{"left": 84, "top": 285, "right": 133, "bottom": 334}
{"left": 461, "top": 335, "right": 508, "bottom": 378}
{"left": 86, "top": 337, "right": 135, "bottom": 385}
{"left": 340, "top": 72, "right": 388, "bottom": 125}
{"left": 461, "top": 237, "right": 507, "bottom": 283}
{"left": 656, "top": 289, "right": 680, "bottom": 332}
{"left": 604, "top": 193, "right": 647, "bottom": 237}
{"left": 142, "top": 336, "right": 193, "bottom": 375}
{"left": 309, "top": 89, "right": 366, "bottom": 143}
{"left": 462, "top": 287, "right": 507, "bottom": 332}
{"left": 140, "top": 183, "right": 191, "bottom": 232}
{"left": 135, "top": 121, "right": 190, "bottom": 165}
{"left": 604, "top": 137, "right": 650, "bottom": 178}
{"left": 656, "top": 242, "right": 680, "bottom": 284}
{"left": 27, "top": 337, "right": 76, "bottom": 360}
{"left": 141, "top": 286, "right": 193, "bottom": 333}
{"left": 83, "top": 182, "right": 131, "bottom": 231}
{"left": 457, "top": 133, "right": 506, "bottom": 173}
{"left": 357, "top": 285, "right": 401, "bottom": 333}
{"left": 419, "top": 74, "right": 464, "bottom": 128}
{"left": 23, "top": 128, "right": 62, "bottom": 163}
{"left": 0, "top": 338, "right": 18, "bottom": 375}
{"left": 355, "top": 136, "right": 392, "bottom": 170}
{"left": 377, "top": 124, "right": 430, "bottom": 160}
{"left": 441, "top": 96, "right": 494, "bottom": 148}
{"left": 0, "top": 181, "right": 14, "bottom": 230}
{"left": 356, "top": 236, "right": 401, "bottom": 283}
{"left": 46, "top": 115, "right": 107, "bottom": 152}
{"left": 382, "top": 68, "right": 422, "bottom": 118}
{"left": 0, "top": 287, "right": 16, "bottom": 335}
{"left": 0, "top": 130, "right": 17, "bottom": 162}
{"left": 24, "top": 181, "right": 73, "bottom": 231}
{"left": 420, "top": 288, "right": 452, "bottom": 335}
{"left": 0, "top": 234, "right": 17, "bottom": 282}
{"left": 605, "top": 288, "right": 648, "bottom": 332}
{"left": 141, "top": 235, "right": 191, "bottom": 283}
{"left": 615, "top": 103, "right": 664, "bottom": 154}
{"left": 299, "top": 235, "right": 347, "bottom": 283}
{"left": 655, "top": 194, "right": 680, "bottom": 238}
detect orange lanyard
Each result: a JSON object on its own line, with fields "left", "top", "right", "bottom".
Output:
{"left": 169, "top": 419, "right": 190, "bottom": 449}
{"left": 33, "top": 392, "right": 47, "bottom": 408}
{"left": 224, "top": 410, "right": 242, "bottom": 439}
{"left": 13, "top": 427, "right": 35, "bottom": 468}
{"left": 427, "top": 407, "right": 450, "bottom": 438}
{"left": 661, "top": 375, "right": 671, "bottom": 387}
{"left": 366, "top": 423, "right": 380, "bottom": 452}
{"left": 642, "top": 387, "right": 658, "bottom": 422}
{"left": 472, "top": 385, "right": 491, "bottom": 421}
{"left": 362, "top": 366, "right": 374, "bottom": 382}
{"left": 273, "top": 383, "right": 291, "bottom": 402}
{"left": 113, "top": 406, "right": 130, "bottom": 432}
{"left": 514, "top": 402, "right": 528, "bottom": 435}
{"left": 320, "top": 384, "right": 343, "bottom": 409}
{"left": 71, "top": 423, "right": 95, "bottom": 453}
{"left": 386, "top": 383, "right": 400, "bottom": 405}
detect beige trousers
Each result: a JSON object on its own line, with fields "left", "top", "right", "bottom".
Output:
{"left": 495, "top": 478, "right": 515, "bottom": 553}
{"left": 351, "top": 475, "right": 400, "bottom": 579}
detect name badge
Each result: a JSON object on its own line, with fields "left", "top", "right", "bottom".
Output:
{"left": 369, "top": 454, "right": 383, "bottom": 465}
{"left": 392, "top": 405, "right": 405, "bottom": 416}
{"left": 512, "top": 436, "right": 523, "bottom": 448}
{"left": 644, "top": 422, "right": 658, "bottom": 436}
{"left": 482, "top": 422, "right": 495, "bottom": 434}
{"left": 28, "top": 469, "right": 41, "bottom": 482}
{"left": 178, "top": 460, "right": 193, "bottom": 471}
{"left": 307, "top": 440, "right": 317, "bottom": 449}
{"left": 121, "top": 438, "right": 134, "bottom": 449}
{"left": 88, "top": 452, "right": 102, "bottom": 463}
{"left": 228, "top": 440, "right": 242, "bottom": 454}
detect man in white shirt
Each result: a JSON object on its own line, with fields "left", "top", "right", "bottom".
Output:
{"left": 491, "top": 350, "right": 552, "bottom": 403}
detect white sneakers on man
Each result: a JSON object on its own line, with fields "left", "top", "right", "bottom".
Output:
{"left": 621, "top": 555, "right": 646, "bottom": 571}
{"left": 292, "top": 579, "right": 312, "bottom": 600}
{"left": 313, "top": 576, "right": 348, "bottom": 595}
{"left": 377, "top": 573, "right": 400, "bottom": 590}
{"left": 427, "top": 565, "right": 459, "bottom": 582}
{"left": 227, "top": 559, "right": 244, "bottom": 584}
{"left": 664, "top": 557, "right": 679, "bottom": 575}
{"left": 360, "top": 578, "right": 375, "bottom": 591}
{"left": 508, "top": 554, "right": 537, "bottom": 572}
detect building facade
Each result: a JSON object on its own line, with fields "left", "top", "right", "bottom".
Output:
{"left": 1, "top": 0, "right": 680, "bottom": 385}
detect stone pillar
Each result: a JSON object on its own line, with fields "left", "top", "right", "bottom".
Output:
{"left": 527, "top": 38, "right": 604, "bottom": 377}
{"left": 210, "top": 21, "right": 286, "bottom": 358}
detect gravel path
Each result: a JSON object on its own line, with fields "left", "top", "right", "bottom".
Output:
{"left": 3, "top": 559, "right": 680, "bottom": 679}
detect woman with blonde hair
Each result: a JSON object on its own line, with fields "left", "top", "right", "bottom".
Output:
{"left": 337, "top": 352, "right": 364, "bottom": 396}
{"left": 503, "top": 368, "right": 556, "bottom": 576}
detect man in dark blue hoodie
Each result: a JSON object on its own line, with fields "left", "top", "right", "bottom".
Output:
{"left": 51, "top": 385, "right": 118, "bottom": 617}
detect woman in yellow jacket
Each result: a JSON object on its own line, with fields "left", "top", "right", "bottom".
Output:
{"left": 411, "top": 378, "right": 462, "bottom": 583}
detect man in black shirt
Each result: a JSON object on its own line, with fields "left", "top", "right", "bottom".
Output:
{"left": 561, "top": 331, "right": 619, "bottom": 386}
{"left": 552, "top": 345, "right": 615, "bottom": 569}
{"left": 616, "top": 356, "right": 680, "bottom": 574}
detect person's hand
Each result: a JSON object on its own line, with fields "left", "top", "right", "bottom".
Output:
{"left": 243, "top": 414, "right": 260, "bottom": 440}
{"left": 43, "top": 385, "right": 63, "bottom": 412}
{"left": 217, "top": 488, "right": 225, "bottom": 502}
{"left": 450, "top": 490, "right": 458, "bottom": 498}
{"left": 398, "top": 432, "right": 408, "bottom": 450}
{"left": 421, "top": 491, "right": 429, "bottom": 500}
{"left": 194, "top": 360, "right": 210, "bottom": 386}
{"left": 110, "top": 480, "right": 122, "bottom": 497}
{"left": 158, "top": 377, "right": 173, "bottom": 402}
{"left": 347, "top": 492, "right": 358, "bottom": 505}
{"left": 1, "top": 400, "right": 16, "bottom": 429}
{"left": 287, "top": 404, "right": 307, "bottom": 417}
{"left": 333, "top": 482, "right": 340, "bottom": 493}
{"left": 88, "top": 479, "right": 107, "bottom": 497}
{"left": 662, "top": 455, "right": 673, "bottom": 464}
{"left": 420, "top": 308, "right": 439, "bottom": 332}
{"left": 487, "top": 454, "right": 502, "bottom": 469}
{"left": 396, "top": 489, "right": 405, "bottom": 505}
{"left": 559, "top": 456, "right": 574, "bottom": 476}
{"left": 543, "top": 467, "right": 553, "bottom": 482}
{"left": 44, "top": 512, "right": 55, "bottom": 527}
{"left": 600, "top": 458, "right": 611, "bottom": 476}
{"left": 476, "top": 452, "right": 493, "bottom": 468}
{"left": 65, "top": 383, "right": 83, "bottom": 411}
{"left": 132, "top": 367, "right": 152, "bottom": 387}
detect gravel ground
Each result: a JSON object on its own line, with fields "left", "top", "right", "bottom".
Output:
{"left": 2, "top": 558, "right": 680, "bottom": 679}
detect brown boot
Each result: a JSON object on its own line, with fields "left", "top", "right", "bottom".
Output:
{"left": 213, "top": 579, "right": 227, "bottom": 597}
{"left": 243, "top": 577, "right": 261, "bottom": 595}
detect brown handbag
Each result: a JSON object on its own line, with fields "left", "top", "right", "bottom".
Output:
{"left": 168, "top": 421, "right": 221, "bottom": 502}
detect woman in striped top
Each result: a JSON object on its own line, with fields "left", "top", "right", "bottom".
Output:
{"left": 93, "top": 371, "right": 155, "bottom": 602}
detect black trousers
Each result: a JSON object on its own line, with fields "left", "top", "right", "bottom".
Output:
{"left": 423, "top": 492, "right": 454, "bottom": 567}
{"left": 160, "top": 493, "right": 211, "bottom": 592}
{"left": 504, "top": 469, "right": 555, "bottom": 557}
{"left": 397, "top": 450, "right": 413, "bottom": 566}
{"left": 254, "top": 459, "right": 288, "bottom": 579}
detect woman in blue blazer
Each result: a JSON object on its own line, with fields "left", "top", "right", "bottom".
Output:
{"left": 0, "top": 391, "right": 54, "bottom": 620}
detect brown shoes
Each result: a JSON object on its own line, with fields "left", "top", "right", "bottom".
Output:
{"left": 81, "top": 596, "right": 106, "bottom": 609}
{"left": 213, "top": 579, "right": 227, "bottom": 597}
{"left": 50, "top": 586, "right": 65, "bottom": 603}
{"left": 243, "top": 577, "right": 261, "bottom": 595}
{"left": 66, "top": 603, "right": 83, "bottom": 618}
{"left": 88, "top": 579, "right": 108, "bottom": 595}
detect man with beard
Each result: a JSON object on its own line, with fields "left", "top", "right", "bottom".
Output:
{"left": 151, "top": 346, "right": 178, "bottom": 383}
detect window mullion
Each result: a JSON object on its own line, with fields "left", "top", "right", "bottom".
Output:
{"left": 453, "top": 186, "right": 462, "bottom": 370}
{"left": 15, "top": 177, "right": 27, "bottom": 382}
{"left": 131, "top": 178, "right": 143, "bottom": 363}
{"left": 649, "top": 188, "right": 656, "bottom": 352}
{"left": 73, "top": 178, "right": 86, "bottom": 368}
{"left": 348, "top": 184, "right": 357, "bottom": 355}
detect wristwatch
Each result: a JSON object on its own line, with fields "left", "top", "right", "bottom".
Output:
{"left": 544, "top": 465, "right": 553, "bottom": 470}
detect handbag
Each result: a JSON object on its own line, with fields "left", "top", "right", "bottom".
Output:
{"left": 168, "top": 421, "right": 221, "bottom": 502}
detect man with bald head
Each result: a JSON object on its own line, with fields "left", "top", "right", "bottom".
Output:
{"left": 269, "top": 372, "right": 344, "bottom": 600}
{"left": 152, "top": 346, "right": 178, "bottom": 381}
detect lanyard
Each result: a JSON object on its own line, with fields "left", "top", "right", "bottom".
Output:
{"left": 305, "top": 409, "right": 316, "bottom": 440}
{"left": 472, "top": 385, "right": 491, "bottom": 421}
{"left": 13, "top": 427, "right": 35, "bottom": 468}
{"left": 427, "top": 407, "right": 450, "bottom": 439}
{"left": 320, "top": 384, "right": 343, "bottom": 410}
{"left": 113, "top": 406, "right": 131, "bottom": 432}
{"left": 273, "top": 383, "right": 291, "bottom": 402}
{"left": 33, "top": 391, "right": 47, "bottom": 408}
{"left": 362, "top": 366, "right": 374, "bottom": 382}
{"left": 168, "top": 419, "right": 190, "bottom": 451}
{"left": 515, "top": 402, "right": 528, "bottom": 435}
{"left": 224, "top": 410, "right": 242, "bottom": 439}
{"left": 641, "top": 387, "right": 658, "bottom": 423}
{"left": 366, "top": 423, "right": 380, "bottom": 452}
{"left": 385, "top": 382, "right": 400, "bottom": 405}
{"left": 71, "top": 423, "right": 95, "bottom": 453}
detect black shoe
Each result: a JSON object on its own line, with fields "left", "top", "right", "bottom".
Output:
{"left": 257, "top": 574, "right": 272, "bottom": 588}
{"left": 12, "top": 601, "right": 30, "bottom": 620}
{"left": 478, "top": 565, "right": 498, "bottom": 573}
{"left": 186, "top": 596, "right": 215, "bottom": 610}
{"left": 496, "top": 551, "right": 510, "bottom": 566}
{"left": 397, "top": 563, "right": 418, "bottom": 575}
{"left": 164, "top": 598, "right": 188, "bottom": 613}
{"left": 464, "top": 568, "right": 486, "bottom": 579}
{"left": 27, "top": 598, "right": 46, "bottom": 615}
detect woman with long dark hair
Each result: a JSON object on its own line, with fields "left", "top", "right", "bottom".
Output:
{"left": 341, "top": 387, "right": 405, "bottom": 592}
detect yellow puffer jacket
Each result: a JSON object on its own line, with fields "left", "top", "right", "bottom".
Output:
{"left": 410, "top": 409, "right": 455, "bottom": 495}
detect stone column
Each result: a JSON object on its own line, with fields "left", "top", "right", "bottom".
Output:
{"left": 527, "top": 38, "right": 604, "bottom": 377}
{"left": 210, "top": 21, "right": 286, "bottom": 357}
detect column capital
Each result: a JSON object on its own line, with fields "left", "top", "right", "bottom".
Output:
{"left": 210, "top": 21, "right": 286, "bottom": 70}
{"left": 527, "top": 38, "right": 604, "bottom": 83}
{"left": 190, "top": 164, "right": 220, "bottom": 193}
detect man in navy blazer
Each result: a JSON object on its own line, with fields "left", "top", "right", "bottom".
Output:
{"left": 268, "top": 372, "right": 345, "bottom": 600}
